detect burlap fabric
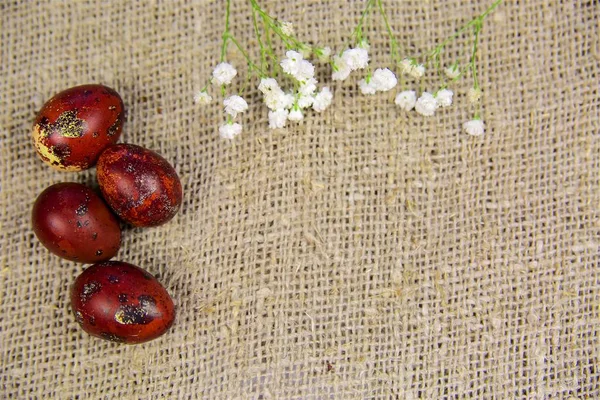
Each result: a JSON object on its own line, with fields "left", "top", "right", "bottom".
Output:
{"left": 1, "top": 0, "right": 598, "bottom": 398}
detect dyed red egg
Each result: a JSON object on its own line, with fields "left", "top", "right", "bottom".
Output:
{"left": 32, "top": 84, "right": 125, "bottom": 171}
{"left": 32, "top": 182, "right": 121, "bottom": 263}
{"left": 70, "top": 261, "right": 175, "bottom": 344}
{"left": 96, "top": 143, "right": 183, "bottom": 227}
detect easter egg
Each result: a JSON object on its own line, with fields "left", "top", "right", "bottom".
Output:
{"left": 96, "top": 144, "right": 183, "bottom": 227}
{"left": 32, "top": 182, "right": 121, "bottom": 263}
{"left": 71, "top": 261, "right": 175, "bottom": 344}
{"left": 32, "top": 84, "right": 124, "bottom": 171}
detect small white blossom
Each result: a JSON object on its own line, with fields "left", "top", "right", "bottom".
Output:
{"left": 212, "top": 62, "right": 237, "bottom": 86}
{"left": 342, "top": 48, "right": 369, "bottom": 70}
{"left": 281, "top": 51, "right": 303, "bottom": 76}
{"left": 281, "top": 51, "right": 314, "bottom": 82}
{"left": 332, "top": 55, "right": 351, "bottom": 81}
{"left": 371, "top": 68, "right": 397, "bottom": 92}
{"left": 463, "top": 119, "right": 485, "bottom": 136}
{"left": 312, "top": 87, "right": 333, "bottom": 112}
{"left": 259, "top": 78, "right": 292, "bottom": 110}
{"left": 268, "top": 109, "right": 289, "bottom": 129}
{"left": 258, "top": 78, "right": 281, "bottom": 94}
{"left": 297, "top": 94, "right": 314, "bottom": 109}
{"left": 400, "top": 58, "right": 425, "bottom": 80}
{"left": 223, "top": 95, "right": 248, "bottom": 118}
{"left": 219, "top": 122, "right": 242, "bottom": 139}
{"left": 400, "top": 58, "right": 413, "bottom": 75}
{"left": 288, "top": 108, "right": 304, "bottom": 122}
{"left": 282, "top": 93, "right": 295, "bottom": 109}
{"left": 394, "top": 90, "right": 417, "bottom": 111}
{"left": 295, "top": 59, "right": 315, "bottom": 81}
{"left": 194, "top": 90, "right": 212, "bottom": 105}
{"left": 445, "top": 65, "right": 460, "bottom": 79}
{"left": 435, "top": 89, "right": 453, "bottom": 107}
{"left": 280, "top": 21, "right": 294, "bottom": 36}
{"left": 299, "top": 78, "right": 317, "bottom": 96}
{"left": 468, "top": 87, "right": 482, "bottom": 104}
{"left": 264, "top": 91, "right": 291, "bottom": 111}
{"left": 415, "top": 92, "right": 438, "bottom": 116}
{"left": 359, "top": 78, "right": 377, "bottom": 95}
{"left": 410, "top": 64, "right": 425, "bottom": 79}
{"left": 316, "top": 46, "right": 332, "bottom": 62}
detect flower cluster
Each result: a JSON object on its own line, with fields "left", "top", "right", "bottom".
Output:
{"left": 194, "top": 0, "right": 502, "bottom": 139}
{"left": 259, "top": 50, "right": 333, "bottom": 128}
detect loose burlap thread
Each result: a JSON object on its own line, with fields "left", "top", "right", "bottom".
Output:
{"left": 1, "top": 1, "right": 599, "bottom": 398}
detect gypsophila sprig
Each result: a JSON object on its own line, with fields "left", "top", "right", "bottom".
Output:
{"left": 195, "top": 0, "right": 502, "bottom": 138}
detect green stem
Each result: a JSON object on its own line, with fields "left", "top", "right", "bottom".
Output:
{"left": 262, "top": 16, "right": 278, "bottom": 75}
{"left": 377, "top": 0, "right": 403, "bottom": 63}
{"left": 250, "top": 0, "right": 304, "bottom": 50}
{"left": 352, "top": 0, "right": 375, "bottom": 44}
{"left": 227, "top": 34, "right": 266, "bottom": 77}
{"left": 251, "top": 7, "right": 267, "bottom": 70}
{"left": 427, "top": 0, "right": 502, "bottom": 60}
{"left": 471, "top": 21, "right": 482, "bottom": 89}
{"left": 220, "top": 0, "right": 232, "bottom": 62}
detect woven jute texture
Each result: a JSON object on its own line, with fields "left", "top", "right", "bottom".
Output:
{"left": 1, "top": 0, "right": 599, "bottom": 398}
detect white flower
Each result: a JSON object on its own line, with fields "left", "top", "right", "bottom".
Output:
{"left": 359, "top": 78, "right": 377, "bottom": 95}
{"left": 299, "top": 78, "right": 317, "bottom": 96}
{"left": 258, "top": 78, "right": 293, "bottom": 110}
{"left": 312, "top": 87, "right": 333, "bottom": 112}
{"left": 288, "top": 108, "right": 304, "bottom": 122}
{"left": 194, "top": 90, "right": 212, "bottom": 105}
{"left": 394, "top": 90, "right": 417, "bottom": 111}
{"left": 212, "top": 62, "right": 237, "bottom": 86}
{"left": 297, "top": 94, "right": 314, "bottom": 109}
{"left": 316, "top": 46, "right": 332, "bottom": 62}
{"left": 463, "top": 119, "right": 485, "bottom": 136}
{"left": 223, "top": 95, "right": 248, "bottom": 118}
{"left": 281, "top": 51, "right": 314, "bottom": 82}
{"left": 219, "top": 122, "right": 242, "bottom": 139}
{"left": 400, "top": 58, "right": 425, "bottom": 80}
{"left": 415, "top": 92, "right": 438, "bottom": 116}
{"left": 258, "top": 78, "right": 281, "bottom": 94}
{"left": 268, "top": 109, "right": 289, "bottom": 129}
{"left": 280, "top": 21, "right": 294, "bottom": 36}
{"left": 410, "top": 64, "right": 425, "bottom": 79}
{"left": 295, "top": 59, "right": 315, "bottom": 81}
{"left": 400, "top": 58, "right": 413, "bottom": 75}
{"left": 371, "top": 68, "right": 397, "bottom": 92}
{"left": 435, "top": 89, "right": 453, "bottom": 107}
{"left": 468, "top": 87, "right": 482, "bottom": 104}
{"left": 445, "top": 64, "right": 460, "bottom": 79}
{"left": 332, "top": 55, "right": 351, "bottom": 81}
{"left": 280, "top": 51, "right": 303, "bottom": 76}
{"left": 264, "top": 91, "right": 290, "bottom": 111}
{"left": 342, "top": 48, "right": 369, "bottom": 70}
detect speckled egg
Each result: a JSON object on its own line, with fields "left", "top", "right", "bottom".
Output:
{"left": 32, "top": 182, "right": 121, "bottom": 263}
{"left": 96, "top": 143, "right": 183, "bottom": 227}
{"left": 32, "top": 84, "right": 124, "bottom": 171}
{"left": 70, "top": 261, "right": 175, "bottom": 344}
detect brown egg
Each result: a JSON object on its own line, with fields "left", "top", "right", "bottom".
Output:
{"left": 32, "top": 84, "right": 124, "bottom": 171}
{"left": 70, "top": 261, "right": 175, "bottom": 344}
{"left": 96, "top": 143, "right": 183, "bottom": 227}
{"left": 32, "top": 182, "right": 121, "bottom": 263}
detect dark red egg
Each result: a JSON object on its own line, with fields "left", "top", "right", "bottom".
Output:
{"left": 96, "top": 143, "right": 183, "bottom": 227}
{"left": 32, "top": 84, "right": 125, "bottom": 171}
{"left": 70, "top": 261, "right": 175, "bottom": 344}
{"left": 32, "top": 182, "right": 121, "bottom": 263}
